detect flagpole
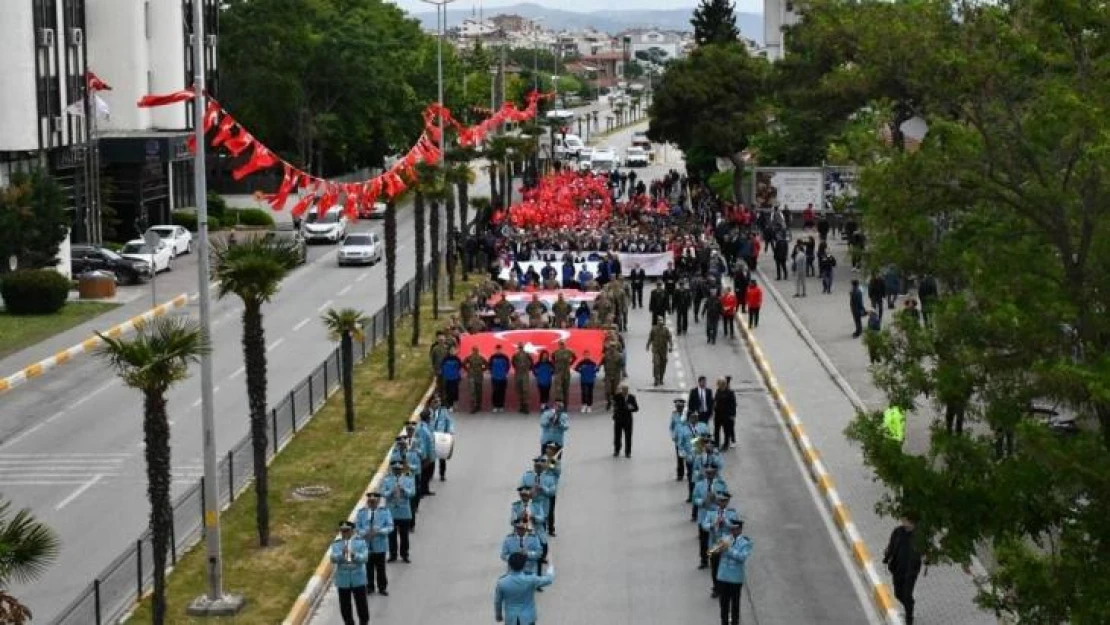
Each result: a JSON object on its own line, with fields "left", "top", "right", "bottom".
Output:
{"left": 186, "top": 0, "right": 244, "bottom": 615}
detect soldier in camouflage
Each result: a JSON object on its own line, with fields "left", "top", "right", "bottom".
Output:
{"left": 603, "top": 339, "right": 624, "bottom": 410}
{"left": 551, "top": 340, "right": 577, "bottom": 406}
{"left": 463, "top": 346, "right": 487, "bottom": 413}
{"left": 647, "top": 318, "right": 674, "bottom": 386}
{"left": 512, "top": 343, "right": 534, "bottom": 414}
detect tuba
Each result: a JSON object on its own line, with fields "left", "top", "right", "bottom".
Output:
{"left": 706, "top": 538, "right": 731, "bottom": 558}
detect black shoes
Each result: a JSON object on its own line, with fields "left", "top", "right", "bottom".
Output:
{"left": 440, "top": 475, "right": 445, "bottom": 481}
{"left": 698, "top": 562, "right": 708, "bottom": 570}
{"left": 387, "top": 556, "right": 397, "bottom": 562}
{"left": 402, "top": 557, "right": 411, "bottom": 563}
{"left": 378, "top": 590, "right": 389, "bottom": 596}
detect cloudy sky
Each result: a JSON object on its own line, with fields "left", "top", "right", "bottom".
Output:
{"left": 389, "top": 0, "right": 763, "bottom": 15}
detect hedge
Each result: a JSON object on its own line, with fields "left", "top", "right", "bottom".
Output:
{"left": 1, "top": 269, "right": 71, "bottom": 315}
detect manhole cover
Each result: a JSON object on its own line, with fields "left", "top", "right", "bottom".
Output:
{"left": 292, "top": 485, "right": 331, "bottom": 501}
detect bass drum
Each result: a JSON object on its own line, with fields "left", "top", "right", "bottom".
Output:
{"left": 434, "top": 432, "right": 455, "bottom": 460}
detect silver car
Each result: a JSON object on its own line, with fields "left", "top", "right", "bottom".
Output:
{"left": 337, "top": 232, "right": 383, "bottom": 266}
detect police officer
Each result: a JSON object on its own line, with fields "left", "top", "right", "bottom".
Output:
{"left": 629, "top": 263, "right": 646, "bottom": 308}
{"left": 539, "top": 400, "right": 569, "bottom": 454}
{"left": 716, "top": 518, "right": 754, "bottom": 625}
{"left": 381, "top": 461, "right": 415, "bottom": 562}
{"left": 541, "top": 442, "right": 562, "bottom": 536}
{"left": 693, "top": 464, "right": 729, "bottom": 569}
{"left": 430, "top": 405, "right": 456, "bottom": 481}
{"left": 414, "top": 413, "right": 437, "bottom": 496}
{"left": 702, "top": 491, "right": 739, "bottom": 598}
{"left": 510, "top": 486, "right": 549, "bottom": 572}
{"left": 519, "top": 457, "right": 558, "bottom": 536}
{"left": 463, "top": 346, "right": 487, "bottom": 413}
{"left": 668, "top": 398, "right": 689, "bottom": 481}
{"left": 355, "top": 492, "right": 393, "bottom": 595}
{"left": 647, "top": 318, "right": 673, "bottom": 386}
{"left": 512, "top": 343, "right": 534, "bottom": 414}
{"left": 551, "top": 340, "right": 576, "bottom": 406}
{"left": 500, "top": 520, "right": 543, "bottom": 575}
{"left": 331, "top": 521, "right": 370, "bottom": 625}
{"left": 489, "top": 344, "right": 512, "bottom": 412}
{"left": 494, "top": 552, "right": 555, "bottom": 624}
{"left": 673, "top": 280, "right": 692, "bottom": 336}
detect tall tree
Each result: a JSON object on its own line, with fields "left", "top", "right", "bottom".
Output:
{"left": 212, "top": 236, "right": 301, "bottom": 547}
{"left": 648, "top": 43, "right": 768, "bottom": 202}
{"left": 384, "top": 199, "right": 398, "bottom": 379}
{"left": 690, "top": 0, "right": 740, "bottom": 47}
{"left": 96, "top": 317, "right": 208, "bottom": 625}
{"left": 0, "top": 500, "right": 59, "bottom": 625}
{"left": 321, "top": 308, "right": 367, "bottom": 432}
{"left": 841, "top": 0, "right": 1110, "bottom": 621}
{"left": 412, "top": 181, "right": 426, "bottom": 347}
{"left": 444, "top": 177, "right": 457, "bottom": 298}
{"left": 0, "top": 170, "right": 70, "bottom": 272}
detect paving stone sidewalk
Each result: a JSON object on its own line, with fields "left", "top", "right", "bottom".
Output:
{"left": 747, "top": 230, "right": 998, "bottom": 625}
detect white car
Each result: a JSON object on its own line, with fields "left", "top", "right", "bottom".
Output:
{"left": 301, "top": 211, "right": 348, "bottom": 243}
{"left": 337, "top": 232, "right": 383, "bottom": 266}
{"left": 360, "top": 202, "right": 387, "bottom": 220}
{"left": 120, "top": 239, "right": 173, "bottom": 273}
{"left": 146, "top": 225, "right": 193, "bottom": 256}
{"left": 624, "top": 146, "right": 650, "bottom": 167}
{"left": 590, "top": 148, "right": 618, "bottom": 173}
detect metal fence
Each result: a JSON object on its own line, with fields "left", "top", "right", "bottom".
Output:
{"left": 52, "top": 263, "right": 433, "bottom": 625}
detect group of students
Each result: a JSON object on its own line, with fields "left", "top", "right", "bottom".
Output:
{"left": 327, "top": 398, "right": 458, "bottom": 625}
{"left": 494, "top": 400, "right": 572, "bottom": 623}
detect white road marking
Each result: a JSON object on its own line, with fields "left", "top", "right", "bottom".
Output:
{"left": 55, "top": 473, "right": 104, "bottom": 510}
{"left": 68, "top": 379, "right": 119, "bottom": 409}
{"left": 679, "top": 381, "right": 688, "bottom": 389}
{"left": 356, "top": 273, "right": 369, "bottom": 282}
{"left": 230, "top": 366, "right": 245, "bottom": 379}
{"left": 293, "top": 317, "right": 311, "bottom": 332}
{"left": 338, "top": 285, "right": 352, "bottom": 296}
{"left": 0, "top": 453, "right": 130, "bottom": 458}
{"left": 676, "top": 370, "right": 685, "bottom": 379}
{"left": 317, "top": 300, "right": 334, "bottom": 312}
{"left": 0, "top": 422, "right": 48, "bottom": 449}
{"left": 192, "top": 398, "right": 202, "bottom": 408}
{"left": 267, "top": 338, "right": 285, "bottom": 352}
{"left": 0, "top": 459, "right": 123, "bottom": 465}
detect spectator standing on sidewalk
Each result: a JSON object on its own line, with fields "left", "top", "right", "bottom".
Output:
{"left": 819, "top": 251, "right": 837, "bottom": 294}
{"left": 804, "top": 235, "right": 817, "bottom": 276}
{"left": 745, "top": 280, "right": 763, "bottom": 329}
{"left": 865, "top": 309, "right": 883, "bottom": 363}
{"left": 884, "top": 265, "right": 901, "bottom": 308}
{"left": 773, "top": 236, "right": 790, "bottom": 280}
{"left": 792, "top": 240, "right": 807, "bottom": 297}
{"left": 883, "top": 512, "right": 925, "bottom": 625}
{"left": 612, "top": 384, "right": 639, "bottom": 457}
{"left": 917, "top": 274, "right": 939, "bottom": 326}
{"left": 868, "top": 273, "right": 887, "bottom": 320}
{"left": 850, "top": 279, "right": 867, "bottom": 337}
{"left": 720, "top": 287, "right": 738, "bottom": 338}
{"left": 713, "top": 377, "right": 737, "bottom": 450}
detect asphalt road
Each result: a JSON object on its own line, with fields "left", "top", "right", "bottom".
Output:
{"left": 308, "top": 303, "right": 876, "bottom": 625}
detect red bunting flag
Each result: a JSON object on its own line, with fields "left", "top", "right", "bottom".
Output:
{"left": 87, "top": 71, "right": 112, "bottom": 92}
{"left": 232, "top": 143, "right": 279, "bottom": 180}
{"left": 203, "top": 100, "right": 221, "bottom": 132}
{"left": 269, "top": 165, "right": 298, "bottom": 211}
{"left": 211, "top": 115, "right": 236, "bottom": 148}
{"left": 224, "top": 129, "right": 255, "bottom": 157}
{"left": 137, "top": 88, "right": 196, "bottom": 108}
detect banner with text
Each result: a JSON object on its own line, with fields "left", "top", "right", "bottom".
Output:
{"left": 753, "top": 168, "right": 824, "bottom": 212}
{"left": 525, "top": 251, "right": 673, "bottom": 277}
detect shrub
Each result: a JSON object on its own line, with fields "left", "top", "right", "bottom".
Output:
{"left": 1, "top": 269, "right": 71, "bottom": 315}
{"left": 226, "top": 208, "right": 275, "bottom": 227}
{"left": 172, "top": 211, "right": 223, "bottom": 232}
{"left": 207, "top": 192, "right": 228, "bottom": 220}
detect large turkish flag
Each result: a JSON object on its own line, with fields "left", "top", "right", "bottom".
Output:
{"left": 486, "top": 289, "right": 599, "bottom": 309}
{"left": 458, "top": 329, "right": 607, "bottom": 362}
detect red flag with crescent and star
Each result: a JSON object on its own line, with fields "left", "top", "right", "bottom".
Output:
{"left": 458, "top": 329, "right": 606, "bottom": 363}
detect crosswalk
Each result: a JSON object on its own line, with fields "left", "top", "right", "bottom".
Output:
{"left": 0, "top": 453, "right": 209, "bottom": 487}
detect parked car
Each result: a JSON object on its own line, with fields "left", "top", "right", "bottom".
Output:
{"left": 359, "top": 201, "right": 388, "bottom": 220}
{"left": 624, "top": 146, "right": 650, "bottom": 167}
{"left": 337, "top": 232, "right": 383, "bottom": 267}
{"left": 120, "top": 239, "right": 174, "bottom": 273}
{"left": 590, "top": 148, "right": 619, "bottom": 173}
{"left": 631, "top": 131, "right": 653, "bottom": 153}
{"left": 71, "top": 244, "right": 150, "bottom": 284}
{"left": 301, "top": 210, "right": 348, "bottom": 244}
{"left": 263, "top": 227, "right": 308, "bottom": 265}
{"left": 145, "top": 225, "right": 193, "bottom": 256}
{"left": 553, "top": 134, "right": 585, "bottom": 160}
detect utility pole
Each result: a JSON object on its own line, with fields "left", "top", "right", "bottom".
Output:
{"left": 421, "top": 0, "right": 456, "bottom": 311}
{"left": 186, "top": 0, "right": 243, "bottom": 614}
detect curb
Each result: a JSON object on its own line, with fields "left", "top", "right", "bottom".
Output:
{"left": 737, "top": 316, "right": 902, "bottom": 625}
{"left": 282, "top": 381, "right": 438, "bottom": 625}
{"left": 0, "top": 293, "right": 190, "bottom": 396}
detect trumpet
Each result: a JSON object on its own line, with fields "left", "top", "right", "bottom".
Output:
{"left": 343, "top": 539, "right": 353, "bottom": 563}
{"left": 707, "top": 538, "right": 731, "bottom": 558}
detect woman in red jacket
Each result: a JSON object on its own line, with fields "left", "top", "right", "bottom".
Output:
{"left": 745, "top": 280, "right": 764, "bottom": 328}
{"left": 719, "top": 288, "right": 739, "bottom": 338}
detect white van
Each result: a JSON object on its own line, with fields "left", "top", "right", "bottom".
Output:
{"left": 553, "top": 134, "right": 585, "bottom": 160}
{"left": 590, "top": 148, "right": 618, "bottom": 173}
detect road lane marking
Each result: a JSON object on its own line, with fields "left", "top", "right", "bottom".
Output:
{"left": 267, "top": 338, "right": 286, "bottom": 352}
{"left": 68, "top": 379, "right": 119, "bottom": 409}
{"left": 55, "top": 473, "right": 104, "bottom": 510}
{"left": 0, "top": 422, "right": 48, "bottom": 449}
{"left": 191, "top": 398, "right": 202, "bottom": 408}
{"left": 317, "top": 300, "right": 333, "bottom": 312}
{"left": 293, "top": 318, "right": 311, "bottom": 332}
{"left": 230, "top": 366, "right": 245, "bottom": 379}
{"left": 337, "top": 285, "right": 352, "bottom": 296}
{"left": 0, "top": 453, "right": 131, "bottom": 458}
{"left": 356, "top": 273, "right": 369, "bottom": 282}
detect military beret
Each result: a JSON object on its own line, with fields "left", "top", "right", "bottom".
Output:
{"left": 339, "top": 521, "right": 355, "bottom": 530}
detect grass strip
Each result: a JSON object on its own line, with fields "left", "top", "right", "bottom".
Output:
{"left": 0, "top": 301, "right": 120, "bottom": 360}
{"left": 128, "top": 294, "right": 446, "bottom": 624}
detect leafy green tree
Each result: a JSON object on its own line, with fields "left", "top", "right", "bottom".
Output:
{"left": 0, "top": 170, "right": 69, "bottom": 272}
{"left": 841, "top": 0, "right": 1110, "bottom": 621}
{"left": 648, "top": 43, "right": 767, "bottom": 202}
{"left": 321, "top": 308, "right": 368, "bottom": 432}
{"left": 212, "top": 236, "right": 301, "bottom": 547}
{"left": 383, "top": 199, "right": 398, "bottom": 379}
{"left": 446, "top": 147, "right": 477, "bottom": 281}
{"left": 414, "top": 162, "right": 448, "bottom": 319}
{"left": 690, "top": 0, "right": 740, "bottom": 47}
{"left": 96, "top": 317, "right": 208, "bottom": 625}
{"left": 411, "top": 175, "right": 426, "bottom": 346}
{"left": 0, "top": 500, "right": 59, "bottom": 625}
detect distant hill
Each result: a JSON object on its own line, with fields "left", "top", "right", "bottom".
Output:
{"left": 413, "top": 2, "right": 764, "bottom": 43}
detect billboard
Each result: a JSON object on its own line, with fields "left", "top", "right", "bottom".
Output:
{"left": 824, "top": 166, "right": 860, "bottom": 212}
{"left": 753, "top": 168, "right": 823, "bottom": 212}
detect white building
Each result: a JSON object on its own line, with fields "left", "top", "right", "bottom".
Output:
{"left": 620, "top": 29, "right": 686, "bottom": 62}
{"left": 763, "top": 0, "right": 802, "bottom": 61}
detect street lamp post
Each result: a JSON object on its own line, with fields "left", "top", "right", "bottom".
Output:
{"left": 186, "top": 0, "right": 243, "bottom": 615}
{"left": 421, "top": 0, "right": 456, "bottom": 312}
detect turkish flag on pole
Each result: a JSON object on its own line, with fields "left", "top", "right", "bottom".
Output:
{"left": 86, "top": 71, "right": 112, "bottom": 92}
{"left": 459, "top": 329, "right": 606, "bottom": 363}
{"left": 232, "top": 144, "right": 279, "bottom": 180}
{"left": 137, "top": 88, "right": 196, "bottom": 108}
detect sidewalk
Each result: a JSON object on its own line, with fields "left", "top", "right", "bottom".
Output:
{"left": 749, "top": 232, "right": 997, "bottom": 625}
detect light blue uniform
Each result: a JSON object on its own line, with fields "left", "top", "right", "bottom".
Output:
{"left": 494, "top": 569, "right": 555, "bottom": 624}
{"left": 716, "top": 535, "right": 754, "bottom": 584}
{"left": 540, "top": 409, "right": 569, "bottom": 447}
{"left": 700, "top": 506, "right": 740, "bottom": 544}
{"left": 431, "top": 408, "right": 456, "bottom": 434}
{"left": 693, "top": 476, "right": 729, "bottom": 523}
{"left": 691, "top": 450, "right": 724, "bottom": 483}
{"left": 330, "top": 537, "right": 369, "bottom": 588}
{"left": 416, "top": 421, "right": 436, "bottom": 460}
{"left": 355, "top": 505, "right": 394, "bottom": 554}
{"left": 500, "top": 532, "right": 543, "bottom": 575}
{"left": 389, "top": 446, "right": 423, "bottom": 478}
{"left": 669, "top": 410, "right": 686, "bottom": 447}
{"left": 510, "top": 499, "right": 548, "bottom": 544}
{"left": 380, "top": 473, "right": 416, "bottom": 520}
{"left": 519, "top": 469, "right": 558, "bottom": 516}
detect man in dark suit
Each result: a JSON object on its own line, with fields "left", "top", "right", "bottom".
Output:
{"left": 648, "top": 282, "right": 669, "bottom": 325}
{"left": 612, "top": 384, "right": 639, "bottom": 458}
{"left": 629, "top": 265, "right": 646, "bottom": 308}
{"left": 687, "top": 376, "right": 714, "bottom": 423}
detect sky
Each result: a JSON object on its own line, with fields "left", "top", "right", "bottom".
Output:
{"left": 389, "top": 0, "right": 764, "bottom": 15}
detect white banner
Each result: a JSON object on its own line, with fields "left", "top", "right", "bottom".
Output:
{"left": 500, "top": 260, "right": 601, "bottom": 282}
{"left": 526, "top": 251, "right": 674, "bottom": 277}
{"left": 754, "top": 168, "right": 824, "bottom": 212}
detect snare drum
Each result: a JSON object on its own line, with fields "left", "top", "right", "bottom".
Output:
{"left": 434, "top": 432, "right": 455, "bottom": 460}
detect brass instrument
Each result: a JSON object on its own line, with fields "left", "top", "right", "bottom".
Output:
{"left": 707, "top": 538, "right": 731, "bottom": 558}
{"left": 343, "top": 538, "right": 354, "bottom": 563}
{"left": 520, "top": 504, "right": 534, "bottom": 532}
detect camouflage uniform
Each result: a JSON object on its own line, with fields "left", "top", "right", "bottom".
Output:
{"left": 525, "top": 299, "right": 547, "bottom": 327}
{"left": 495, "top": 299, "right": 515, "bottom": 329}
{"left": 647, "top": 322, "right": 673, "bottom": 386}
{"left": 551, "top": 296, "right": 572, "bottom": 327}
{"left": 463, "top": 350, "right": 487, "bottom": 413}
{"left": 551, "top": 345, "right": 576, "bottom": 406}
{"left": 430, "top": 338, "right": 450, "bottom": 394}
{"left": 512, "top": 347, "right": 534, "bottom": 413}
{"left": 603, "top": 340, "right": 624, "bottom": 409}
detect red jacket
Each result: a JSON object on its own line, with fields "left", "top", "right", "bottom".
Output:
{"left": 746, "top": 285, "right": 763, "bottom": 309}
{"left": 751, "top": 237, "right": 761, "bottom": 259}
{"left": 720, "top": 292, "right": 738, "bottom": 317}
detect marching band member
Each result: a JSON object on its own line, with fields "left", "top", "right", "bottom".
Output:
{"left": 539, "top": 400, "right": 570, "bottom": 456}
{"left": 430, "top": 402, "right": 457, "bottom": 481}
{"left": 330, "top": 521, "right": 370, "bottom": 625}
{"left": 510, "top": 486, "right": 549, "bottom": 573}
{"left": 701, "top": 491, "right": 739, "bottom": 598}
{"left": 542, "top": 442, "right": 563, "bottom": 535}
{"left": 392, "top": 431, "right": 424, "bottom": 529}
{"left": 690, "top": 437, "right": 726, "bottom": 512}
{"left": 693, "top": 465, "right": 729, "bottom": 570}
{"left": 494, "top": 552, "right": 555, "bottom": 624}
{"left": 415, "top": 411, "right": 437, "bottom": 497}
{"left": 500, "top": 519, "right": 543, "bottom": 575}
{"left": 716, "top": 518, "right": 754, "bottom": 625}
{"left": 355, "top": 491, "right": 394, "bottom": 596}
{"left": 520, "top": 456, "right": 559, "bottom": 537}
{"left": 669, "top": 398, "right": 689, "bottom": 481}
{"left": 380, "top": 462, "right": 416, "bottom": 563}
{"left": 680, "top": 419, "right": 710, "bottom": 500}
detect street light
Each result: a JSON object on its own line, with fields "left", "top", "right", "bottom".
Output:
{"left": 186, "top": 0, "right": 243, "bottom": 616}
{"left": 420, "top": 0, "right": 456, "bottom": 312}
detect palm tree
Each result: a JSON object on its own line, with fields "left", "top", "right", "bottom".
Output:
{"left": 96, "top": 316, "right": 208, "bottom": 625}
{"left": 484, "top": 135, "right": 513, "bottom": 209}
{"left": 0, "top": 500, "right": 60, "bottom": 625}
{"left": 411, "top": 165, "right": 429, "bottom": 341}
{"left": 447, "top": 146, "right": 478, "bottom": 284}
{"left": 212, "top": 235, "right": 300, "bottom": 547}
{"left": 321, "top": 308, "right": 368, "bottom": 433}
{"left": 384, "top": 200, "right": 398, "bottom": 380}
